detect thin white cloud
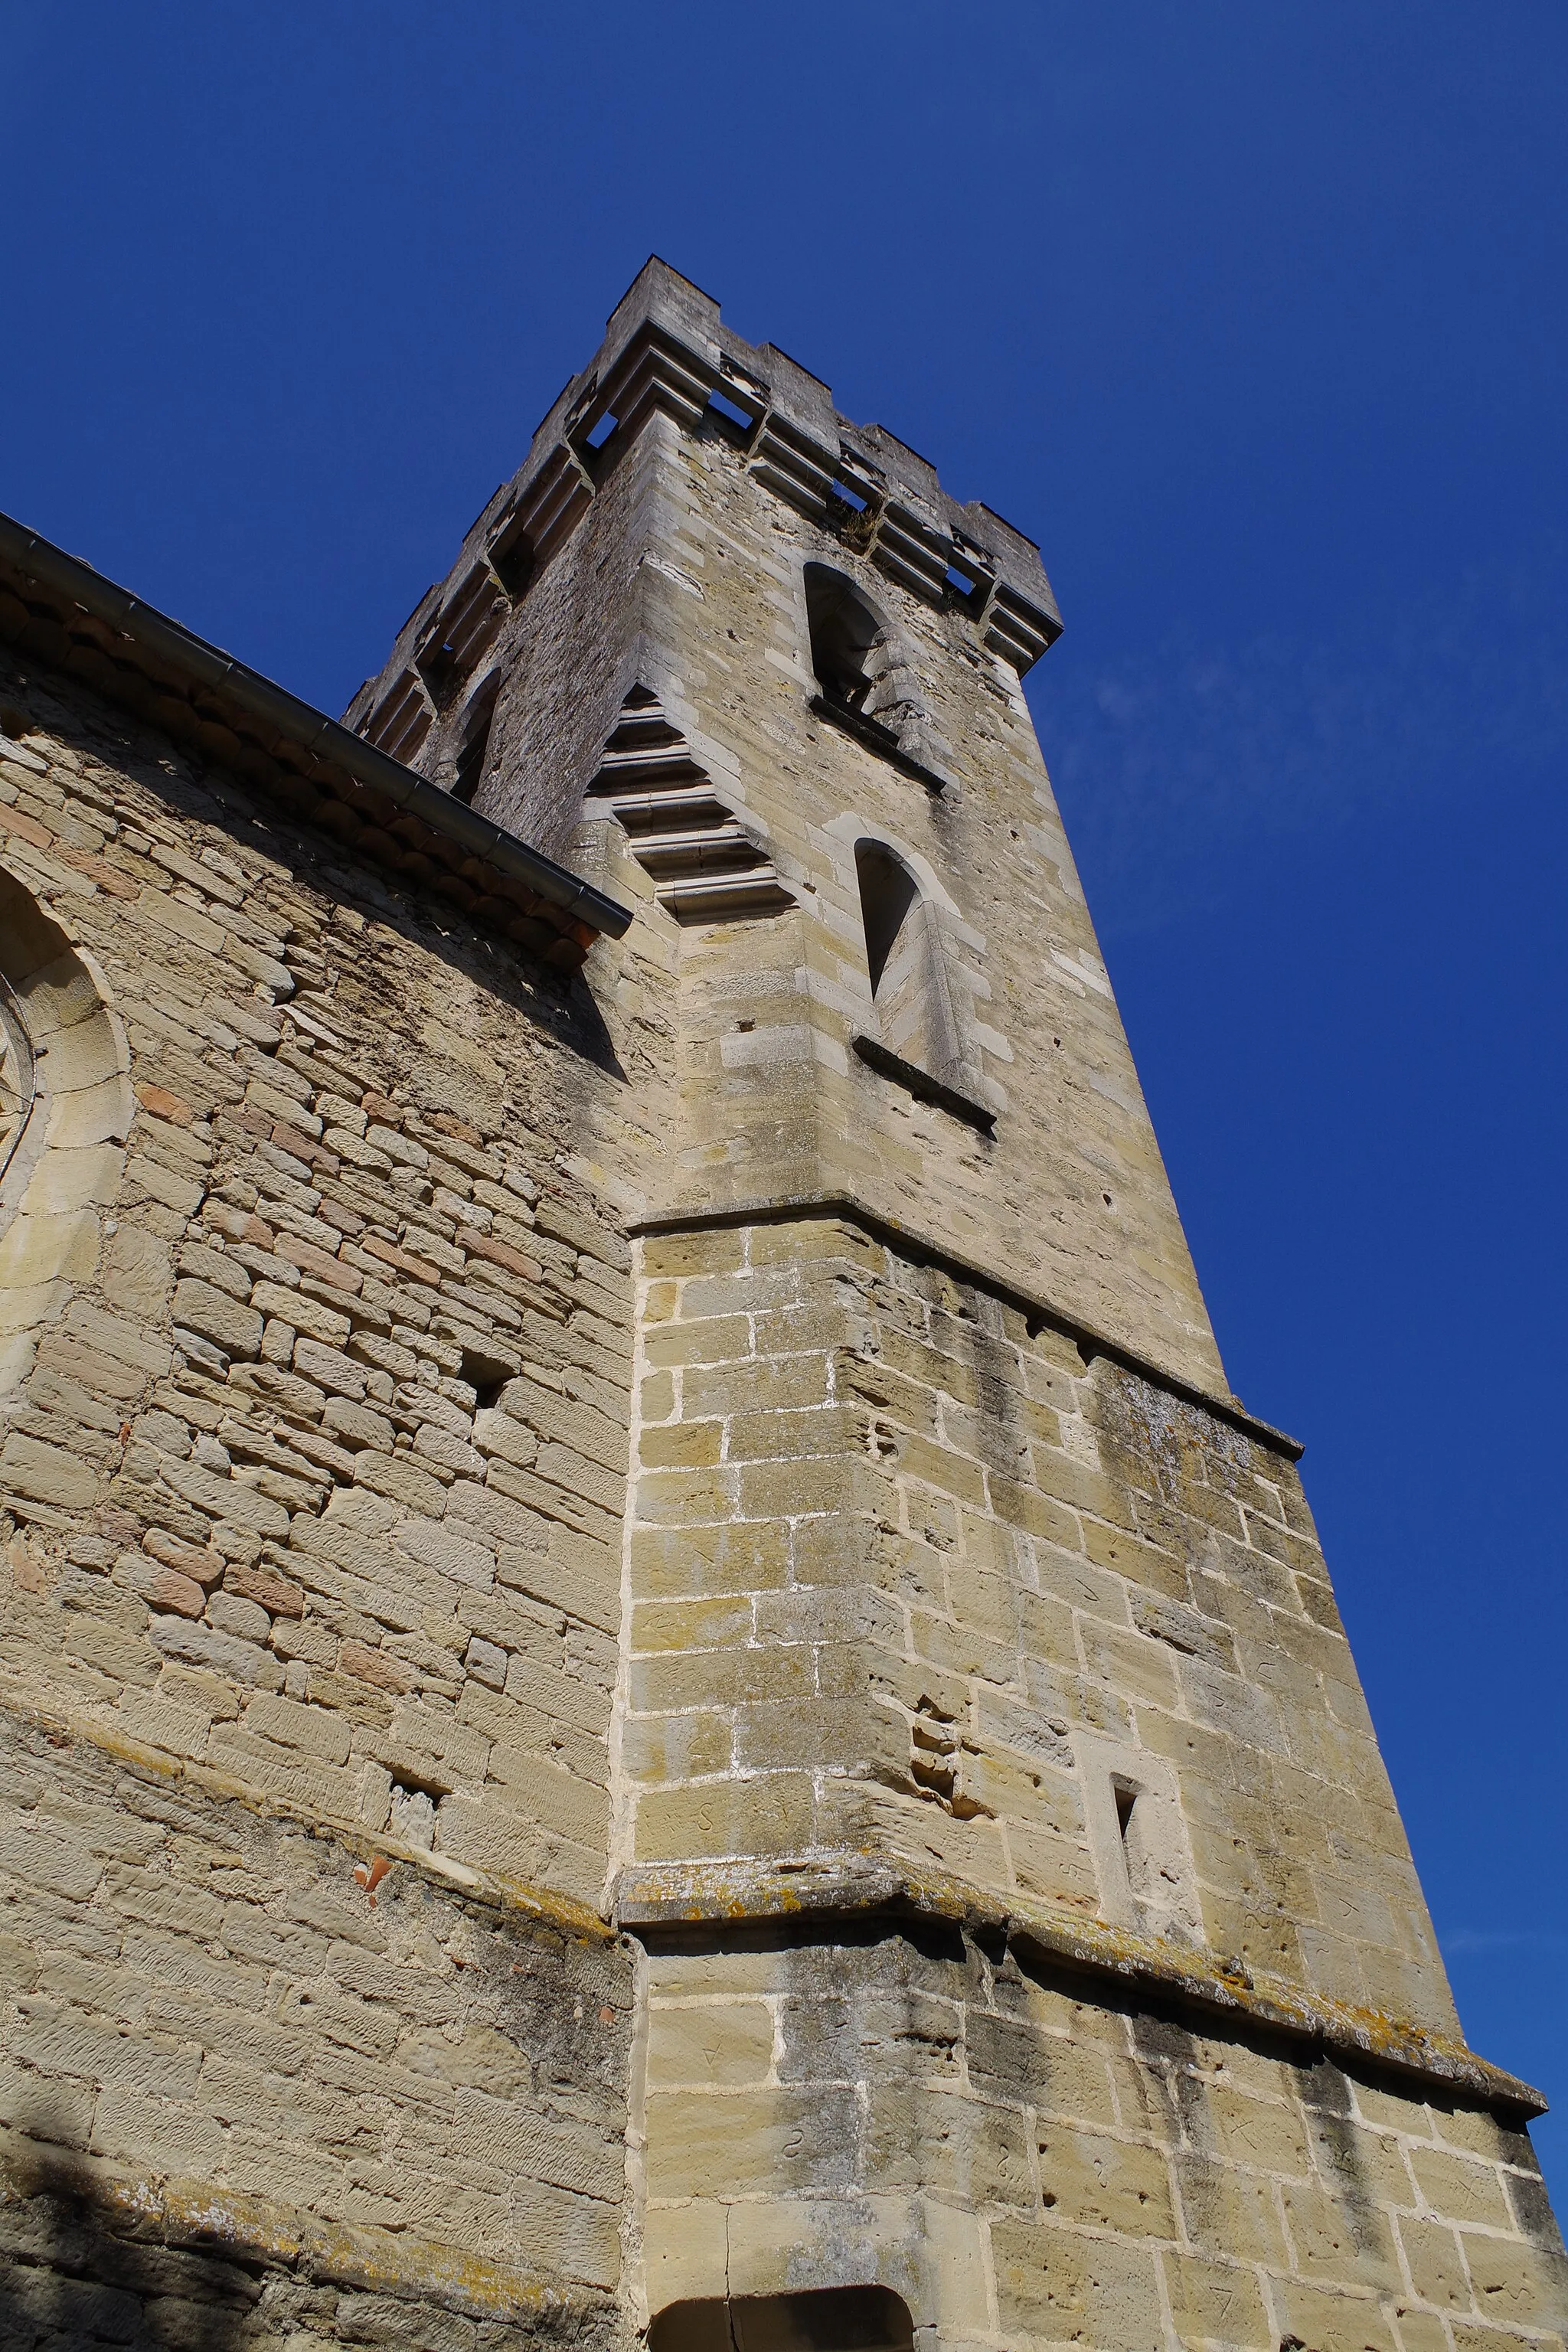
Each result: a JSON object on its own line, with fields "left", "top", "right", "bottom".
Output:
{"left": 1032, "top": 532, "right": 1568, "bottom": 937}
{"left": 1441, "top": 1927, "right": 1568, "bottom": 1955}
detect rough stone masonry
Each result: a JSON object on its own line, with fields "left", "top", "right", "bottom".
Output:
{"left": 0, "top": 260, "right": 1562, "bottom": 2352}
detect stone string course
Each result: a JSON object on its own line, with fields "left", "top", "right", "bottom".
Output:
{"left": 618, "top": 1860, "right": 1537, "bottom": 2118}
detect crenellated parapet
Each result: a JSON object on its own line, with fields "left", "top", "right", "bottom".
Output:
{"left": 346, "top": 259, "right": 1061, "bottom": 763}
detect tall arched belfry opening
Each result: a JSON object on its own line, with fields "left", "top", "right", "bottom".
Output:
{"left": 1, "top": 261, "right": 1562, "bottom": 2350}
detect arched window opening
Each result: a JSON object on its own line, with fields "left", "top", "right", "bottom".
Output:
{"left": 0, "top": 974, "right": 36, "bottom": 1194}
{"left": 0, "top": 865, "right": 133, "bottom": 1405}
{"left": 857, "top": 841, "right": 920, "bottom": 998}
{"left": 651, "top": 2287, "right": 914, "bottom": 2352}
{"left": 854, "top": 840, "right": 959, "bottom": 1082}
{"left": 805, "top": 564, "right": 889, "bottom": 716}
{"left": 804, "top": 564, "right": 949, "bottom": 791}
{"left": 452, "top": 673, "right": 501, "bottom": 807}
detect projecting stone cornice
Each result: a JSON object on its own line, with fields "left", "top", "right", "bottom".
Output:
{"left": 616, "top": 1857, "right": 1548, "bottom": 2122}
{"left": 0, "top": 1687, "right": 616, "bottom": 1948}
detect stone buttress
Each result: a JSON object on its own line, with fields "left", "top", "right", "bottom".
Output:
{"left": 1, "top": 261, "right": 1563, "bottom": 2350}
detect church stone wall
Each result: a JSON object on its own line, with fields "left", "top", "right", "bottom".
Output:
{"left": 0, "top": 680, "right": 635, "bottom": 1913}
{"left": 0, "top": 667, "right": 644, "bottom": 2340}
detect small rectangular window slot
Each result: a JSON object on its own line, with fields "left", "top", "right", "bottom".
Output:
{"left": 707, "top": 387, "right": 755, "bottom": 434}
{"left": 1080, "top": 1732, "right": 1200, "bottom": 1939}
{"left": 414, "top": 635, "right": 460, "bottom": 709}
{"left": 945, "top": 560, "right": 991, "bottom": 617}
{"left": 488, "top": 512, "right": 535, "bottom": 603}
{"left": 829, "top": 476, "right": 870, "bottom": 513}
{"left": 584, "top": 410, "right": 619, "bottom": 451}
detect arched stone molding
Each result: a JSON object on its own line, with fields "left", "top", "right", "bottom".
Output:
{"left": 819, "top": 812, "right": 1007, "bottom": 1122}
{"left": 801, "top": 562, "right": 953, "bottom": 784}
{"left": 0, "top": 863, "right": 133, "bottom": 1398}
{"left": 854, "top": 836, "right": 967, "bottom": 1085}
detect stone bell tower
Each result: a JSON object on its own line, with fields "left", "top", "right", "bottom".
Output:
{"left": 343, "top": 260, "right": 1566, "bottom": 2350}
{"left": 2, "top": 258, "right": 1557, "bottom": 2351}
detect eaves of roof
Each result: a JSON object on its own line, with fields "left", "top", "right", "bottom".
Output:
{"left": 0, "top": 512, "right": 631, "bottom": 969}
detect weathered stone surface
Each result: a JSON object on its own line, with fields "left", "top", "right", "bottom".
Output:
{"left": 641, "top": 1932, "right": 1565, "bottom": 2347}
{"left": 1, "top": 258, "right": 1560, "bottom": 2351}
{"left": 0, "top": 1716, "right": 626, "bottom": 2350}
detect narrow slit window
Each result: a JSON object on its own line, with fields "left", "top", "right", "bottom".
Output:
{"left": 1112, "top": 1776, "right": 1155, "bottom": 1907}
{"left": 584, "top": 409, "right": 619, "bottom": 450}
{"left": 857, "top": 841, "right": 920, "bottom": 998}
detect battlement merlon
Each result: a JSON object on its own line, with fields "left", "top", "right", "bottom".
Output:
{"left": 347, "top": 257, "right": 1061, "bottom": 727}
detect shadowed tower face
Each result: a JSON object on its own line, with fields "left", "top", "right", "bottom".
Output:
{"left": 0, "top": 260, "right": 1560, "bottom": 2352}
{"left": 341, "top": 260, "right": 1566, "bottom": 2349}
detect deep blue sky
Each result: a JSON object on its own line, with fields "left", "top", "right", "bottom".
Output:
{"left": 8, "top": 4, "right": 1567, "bottom": 2189}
